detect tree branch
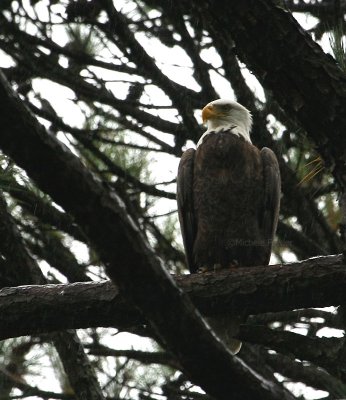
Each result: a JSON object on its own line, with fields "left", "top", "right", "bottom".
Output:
{"left": 86, "top": 344, "right": 180, "bottom": 370}
{"left": 238, "top": 325, "right": 344, "bottom": 375}
{"left": 264, "top": 350, "right": 346, "bottom": 398}
{"left": 0, "top": 254, "right": 345, "bottom": 341}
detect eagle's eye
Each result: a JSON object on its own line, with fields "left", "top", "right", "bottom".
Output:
{"left": 219, "top": 104, "right": 232, "bottom": 112}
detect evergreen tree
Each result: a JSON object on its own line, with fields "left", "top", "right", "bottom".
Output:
{"left": 0, "top": 1, "right": 346, "bottom": 399}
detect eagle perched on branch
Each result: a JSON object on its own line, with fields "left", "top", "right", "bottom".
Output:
{"left": 177, "top": 99, "right": 281, "bottom": 353}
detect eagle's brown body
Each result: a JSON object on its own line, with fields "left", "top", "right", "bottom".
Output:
{"left": 177, "top": 130, "right": 280, "bottom": 273}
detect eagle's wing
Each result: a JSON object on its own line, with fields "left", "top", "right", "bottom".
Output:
{"left": 177, "top": 148, "right": 197, "bottom": 273}
{"left": 260, "top": 147, "right": 281, "bottom": 264}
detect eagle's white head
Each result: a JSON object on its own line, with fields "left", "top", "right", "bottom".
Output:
{"left": 197, "top": 99, "right": 252, "bottom": 147}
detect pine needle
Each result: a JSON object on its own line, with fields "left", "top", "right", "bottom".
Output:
{"left": 297, "top": 157, "right": 324, "bottom": 186}
{"left": 304, "top": 156, "right": 323, "bottom": 167}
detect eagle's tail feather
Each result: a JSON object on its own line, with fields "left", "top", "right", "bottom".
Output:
{"left": 206, "top": 315, "right": 242, "bottom": 355}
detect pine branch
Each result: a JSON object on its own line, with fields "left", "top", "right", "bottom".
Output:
{"left": 238, "top": 325, "right": 345, "bottom": 377}
{"left": 0, "top": 254, "right": 345, "bottom": 341}
{"left": 264, "top": 350, "right": 346, "bottom": 398}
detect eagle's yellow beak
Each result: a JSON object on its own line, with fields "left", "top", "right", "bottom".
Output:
{"left": 202, "top": 104, "right": 218, "bottom": 124}
{"left": 202, "top": 104, "right": 225, "bottom": 124}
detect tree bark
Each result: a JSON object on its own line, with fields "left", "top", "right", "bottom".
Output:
{"left": 0, "top": 254, "right": 344, "bottom": 341}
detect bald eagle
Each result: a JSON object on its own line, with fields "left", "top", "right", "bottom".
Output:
{"left": 177, "top": 99, "right": 280, "bottom": 272}
{"left": 177, "top": 99, "right": 281, "bottom": 353}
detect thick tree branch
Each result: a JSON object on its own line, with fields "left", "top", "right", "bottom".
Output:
{"left": 0, "top": 254, "right": 345, "bottom": 341}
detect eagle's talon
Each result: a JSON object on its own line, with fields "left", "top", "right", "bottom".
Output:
{"left": 229, "top": 260, "right": 239, "bottom": 269}
{"left": 213, "top": 263, "right": 222, "bottom": 271}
